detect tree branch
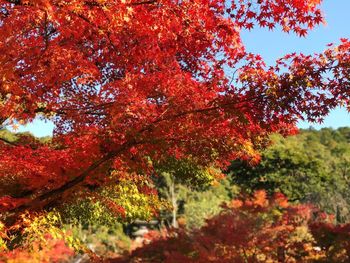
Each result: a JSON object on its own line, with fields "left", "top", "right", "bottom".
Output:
{"left": 4, "top": 94, "right": 263, "bottom": 219}
{"left": 6, "top": 139, "right": 136, "bottom": 217}
{"left": 0, "top": 137, "right": 18, "bottom": 147}
{"left": 130, "top": 0, "right": 158, "bottom": 6}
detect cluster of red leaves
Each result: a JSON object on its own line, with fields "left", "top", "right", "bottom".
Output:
{"left": 0, "top": 0, "right": 348, "bottom": 220}
{"left": 113, "top": 191, "right": 350, "bottom": 263}
{"left": 236, "top": 38, "right": 350, "bottom": 127}
{"left": 0, "top": 130, "right": 108, "bottom": 212}
{"left": 228, "top": 0, "right": 323, "bottom": 35}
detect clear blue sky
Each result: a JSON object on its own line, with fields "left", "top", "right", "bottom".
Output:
{"left": 241, "top": 0, "right": 350, "bottom": 130}
{"left": 17, "top": 0, "right": 350, "bottom": 137}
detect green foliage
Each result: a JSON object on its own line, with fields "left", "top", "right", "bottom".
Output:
{"left": 59, "top": 198, "right": 132, "bottom": 257}
{"left": 0, "top": 129, "right": 51, "bottom": 144}
{"left": 20, "top": 211, "right": 82, "bottom": 251}
{"left": 0, "top": 211, "right": 81, "bottom": 257}
{"left": 152, "top": 158, "right": 226, "bottom": 228}
{"left": 181, "top": 178, "right": 235, "bottom": 229}
{"left": 67, "top": 223, "right": 130, "bottom": 257}
{"left": 58, "top": 173, "right": 165, "bottom": 257}
{"left": 21, "top": 211, "right": 63, "bottom": 243}
{"left": 153, "top": 158, "right": 219, "bottom": 191}
{"left": 101, "top": 178, "right": 161, "bottom": 221}
{"left": 62, "top": 173, "right": 162, "bottom": 225}
{"left": 228, "top": 128, "right": 350, "bottom": 222}
{"left": 0, "top": 129, "right": 18, "bottom": 143}
{"left": 62, "top": 197, "right": 119, "bottom": 228}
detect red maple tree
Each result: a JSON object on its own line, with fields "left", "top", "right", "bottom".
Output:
{"left": 0, "top": 0, "right": 348, "bottom": 220}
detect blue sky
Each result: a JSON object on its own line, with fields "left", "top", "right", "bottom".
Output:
{"left": 241, "top": 0, "right": 350, "bottom": 129}
{"left": 17, "top": 0, "right": 350, "bottom": 137}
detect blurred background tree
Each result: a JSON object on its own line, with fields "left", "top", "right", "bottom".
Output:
{"left": 228, "top": 128, "right": 350, "bottom": 223}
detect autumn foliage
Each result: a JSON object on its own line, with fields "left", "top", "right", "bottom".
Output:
{"left": 114, "top": 191, "right": 350, "bottom": 263}
{"left": 0, "top": 236, "right": 75, "bottom": 263}
{"left": 0, "top": 0, "right": 349, "bottom": 260}
{"left": 0, "top": 0, "right": 349, "bottom": 217}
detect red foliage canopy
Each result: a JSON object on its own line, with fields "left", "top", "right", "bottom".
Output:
{"left": 0, "top": 0, "right": 348, "bottom": 215}
{"left": 115, "top": 191, "right": 350, "bottom": 262}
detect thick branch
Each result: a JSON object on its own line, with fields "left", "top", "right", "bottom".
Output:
{"left": 4, "top": 95, "right": 262, "bottom": 218}
{"left": 7, "top": 140, "right": 135, "bottom": 216}
{"left": 131, "top": 0, "right": 157, "bottom": 6}
{"left": 0, "top": 137, "right": 18, "bottom": 146}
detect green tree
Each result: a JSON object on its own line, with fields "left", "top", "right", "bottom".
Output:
{"left": 153, "top": 158, "right": 222, "bottom": 228}
{"left": 228, "top": 128, "right": 350, "bottom": 222}
{"left": 181, "top": 178, "right": 234, "bottom": 230}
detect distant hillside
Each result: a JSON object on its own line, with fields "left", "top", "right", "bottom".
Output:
{"left": 228, "top": 127, "right": 350, "bottom": 223}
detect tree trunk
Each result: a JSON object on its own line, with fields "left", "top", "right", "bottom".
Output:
{"left": 170, "top": 176, "right": 178, "bottom": 228}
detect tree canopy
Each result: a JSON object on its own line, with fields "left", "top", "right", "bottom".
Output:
{"left": 0, "top": 0, "right": 349, "bottom": 226}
